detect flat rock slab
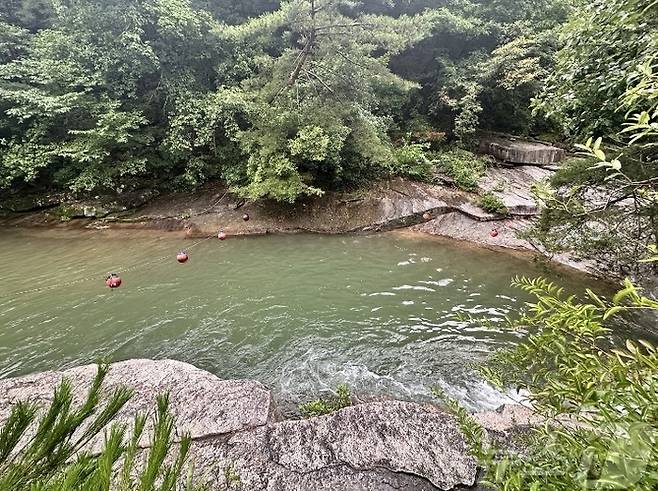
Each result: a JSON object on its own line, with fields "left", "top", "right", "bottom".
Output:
{"left": 479, "top": 136, "right": 566, "bottom": 166}
{"left": 189, "top": 401, "right": 477, "bottom": 490}
{"left": 0, "top": 359, "right": 272, "bottom": 452}
{"left": 411, "top": 212, "right": 534, "bottom": 251}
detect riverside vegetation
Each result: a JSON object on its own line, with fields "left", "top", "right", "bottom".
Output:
{"left": 0, "top": 0, "right": 657, "bottom": 489}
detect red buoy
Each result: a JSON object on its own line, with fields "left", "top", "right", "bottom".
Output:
{"left": 422, "top": 212, "right": 432, "bottom": 221}
{"left": 105, "top": 273, "right": 122, "bottom": 289}
{"left": 176, "top": 251, "right": 189, "bottom": 263}
{"left": 490, "top": 229, "right": 499, "bottom": 238}
{"left": 242, "top": 213, "right": 250, "bottom": 222}
{"left": 218, "top": 230, "right": 227, "bottom": 241}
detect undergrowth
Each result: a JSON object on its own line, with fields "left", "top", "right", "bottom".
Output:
{"left": 299, "top": 384, "right": 351, "bottom": 418}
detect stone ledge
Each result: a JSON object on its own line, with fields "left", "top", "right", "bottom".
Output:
{"left": 0, "top": 360, "right": 478, "bottom": 490}
{"left": 0, "top": 359, "right": 273, "bottom": 452}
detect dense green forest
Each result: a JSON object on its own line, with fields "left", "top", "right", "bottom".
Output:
{"left": 0, "top": 0, "right": 573, "bottom": 200}
{"left": 0, "top": 0, "right": 656, "bottom": 265}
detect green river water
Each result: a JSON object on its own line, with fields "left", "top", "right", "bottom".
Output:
{"left": 0, "top": 229, "right": 638, "bottom": 412}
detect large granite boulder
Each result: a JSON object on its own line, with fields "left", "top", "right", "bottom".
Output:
{"left": 0, "top": 360, "right": 478, "bottom": 490}
{"left": 189, "top": 401, "right": 477, "bottom": 490}
{"left": 0, "top": 360, "right": 273, "bottom": 452}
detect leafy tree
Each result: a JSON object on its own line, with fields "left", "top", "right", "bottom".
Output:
{"left": 0, "top": 0, "right": 224, "bottom": 193}
{"left": 534, "top": 0, "right": 658, "bottom": 140}
{"left": 523, "top": 0, "right": 657, "bottom": 275}
{"left": 191, "top": 0, "right": 279, "bottom": 24}
{"left": 217, "top": 0, "right": 440, "bottom": 201}
{"left": 528, "top": 83, "right": 657, "bottom": 274}
{"left": 441, "top": 276, "right": 658, "bottom": 490}
{"left": 391, "top": 0, "right": 572, "bottom": 143}
{"left": 0, "top": 0, "right": 577, "bottom": 202}
{"left": 0, "top": 0, "right": 447, "bottom": 200}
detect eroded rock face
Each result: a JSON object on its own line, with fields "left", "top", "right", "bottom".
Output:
{"left": 0, "top": 360, "right": 478, "bottom": 490}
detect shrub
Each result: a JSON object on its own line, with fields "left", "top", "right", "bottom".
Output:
{"left": 391, "top": 143, "right": 434, "bottom": 181}
{"left": 441, "top": 277, "right": 658, "bottom": 490}
{"left": 432, "top": 148, "right": 489, "bottom": 191}
{"left": 549, "top": 156, "right": 608, "bottom": 188}
{"left": 299, "top": 384, "right": 351, "bottom": 418}
{"left": 477, "top": 191, "right": 508, "bottom": 215}
{"left": 0, "top": 364, "right": 201, "bottom": 490}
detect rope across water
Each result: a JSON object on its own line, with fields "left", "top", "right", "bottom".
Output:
{"left": 0, "top": 234, "right": 217, "bottom": 299}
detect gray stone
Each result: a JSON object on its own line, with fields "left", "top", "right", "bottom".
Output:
{"left": 189, "top": 401, "right": 477, "bottom": 490}
{"left": 0, "top": 359, "right": 273, "bottom": 452}
{"left": 478, "top": 166, "right": 554, "bottom": 216}
{"left": 0, "top": 360, "right": 478, "bottom": 490}
{"left": 475, "top": 404, "right": 542, "bottom": 433}
{"left": 411, "top": 212, "right": 534, "bottom": 251}
{"left": 479, "top": 136, "right": 566, "bottom": 166}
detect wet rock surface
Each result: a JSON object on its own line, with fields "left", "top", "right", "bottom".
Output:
{"left": 0, "top": 360, "right": 479, "bottom": 490}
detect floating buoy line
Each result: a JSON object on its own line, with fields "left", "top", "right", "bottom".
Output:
{"left": 0, "top": 189, "right": 253, "bottom": 295}
{"left": 0, "top": 223, "right": 238, "bottom": 297}
{"left": 2, "top": 204, "right": 498, "bottom": 295}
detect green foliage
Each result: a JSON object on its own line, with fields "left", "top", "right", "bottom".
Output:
{"left": 445, "top": 276, "right": 658, "bottom": 490}
{"left": 391, "top": 143, "right": 434, "bottom": 181}
{"left": 0, "top": 0, "right": 582, "bottom": 201}
{"left": 397, "top": 0, "right": 571, "bottom": 140}
{"left": 299, "top": 383, "right": 351, "bottom": 418}
{"left": 534, "top": 0, "right": 658, "bottom": 140}
{"left": 0, "top": 363, "right": 199, "bottom": 490}
{"left": 548, "top": 157, "right": 608, "bottom": 188}
{"left": 0, "top": 0, "right": 55, "bottom": 32}
{"left": 529, "top": 120, "right": 657, "bottom": 271}
{"left": 477, "top": 191, "right": 508, "bottom": 215}
{"left": 0, "top": 0, "right": 224, "bottom": 193}
{"left": 525, "top": 0, "right": 658, "bottom": 273}
{"left": 219, "top": 0, "right": 440, "bottom": 201}
{"left": 433, "top": 148, "right": 489, "bottom": 191}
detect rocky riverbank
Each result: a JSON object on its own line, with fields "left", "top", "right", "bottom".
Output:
{"left": 0, "top": 164, "right": 603, "bottom": 279}
{"left": 0, "top": 359, "right": 537, "bottom": 491}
